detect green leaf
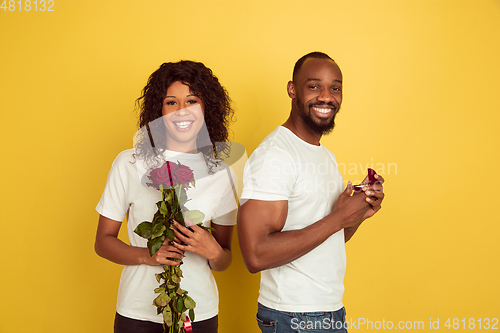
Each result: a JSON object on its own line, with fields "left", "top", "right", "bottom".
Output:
{"left": 147, "top": 236, "right": 165, "bottom": 256}
{"left": 163, "top": 305, "right": 173, "bottom": 326}
{"left": 175, "top": 266, "right": 183, "bottom": 278}
{"left": 176, "top": 297, "right": 185, "bottom": 312}
{"left": 178, "top": 188, "right": 188, "bottom": 205}
{"left": 160, "top": 293, "right": 171, "bottom": 305}
{"left": 159, "top": 201, "right": 169, "bottom": 215}
{"left": 154, "top": 292, "right": 171, "bottom": 307}
{"left": 171, "top": 274, "right": 181, "bottom": 283}
{"left": 184, "top": 295, "right": 196, "bottom": 310}
{"left": 151, "top": 223, "right": 166, "bottom": 239}
{"left": 174, "top": 210, "right": 185, "bottom": 225}
{"left": 153, "top": 210, "right": 164, "bottom": 224}
{"left": 155, "top": 273, "right": 163, "bottom": 284}
{"left": 183, "top": 210, "right": 205, "bottom": 224}
{"left": 164, "top": 228, "right": 175, "bottom": 242}
{"left": 164, "top": 190, "right": 173, "bottom": 204}
{"left": 176, "top": 288, "right": 185, "bottom": 295}
{"left": 134, "top": 222, "right": 153, "bottom": 239}
{"left": 154, "top": 286, "right": 165, "bottom": 294}
{"left": 189, "top": 309, "right": 195, "bottom": 322}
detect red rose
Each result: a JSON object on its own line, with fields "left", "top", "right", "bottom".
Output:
{"left": 171, "top": 163, "right": 194, "bottom": 187}
{"left": 148, "top": 162, "right": 176, "bottom": 190}
{"left": 148, "top": 161, "right": 194, "bottom": 190}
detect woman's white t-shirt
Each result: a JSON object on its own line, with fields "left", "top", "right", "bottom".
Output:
{"left": 96, "top": 149, "right": 237, "bottom": 323}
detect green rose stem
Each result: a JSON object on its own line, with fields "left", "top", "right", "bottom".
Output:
{"left": 134, "top": 165, "right": 205, "bottom": 333}
{"left": 153, "top": 185, "right": 196, "bottom": 333}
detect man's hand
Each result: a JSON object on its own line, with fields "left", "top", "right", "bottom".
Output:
{"left": 238, "top": 186, "right": 373, "bottom": 273}
{"left": 361, "top": 173, "right": 385, "bottom": 219}
{"left": 344, "top": 174, "right": 385, "bottom": 242}
{"left": 330, "top": 182, "right": 372, "bottom": 230}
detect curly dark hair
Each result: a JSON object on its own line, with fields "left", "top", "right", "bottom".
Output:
{"left": 134, "top": 60, "right": 234, "bottom": 173}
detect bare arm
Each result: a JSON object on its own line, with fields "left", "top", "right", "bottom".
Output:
{"left": 344, "top": 221, "right": 363, "bottom": 242}
{"left": 94, "top": 215, "right": 183, "bottom": 266}
{"left": 209, "top": 222, "right": 233, "bottom": 271}
{"left": 237, "top": 183, "right": 371, "bottom": 273}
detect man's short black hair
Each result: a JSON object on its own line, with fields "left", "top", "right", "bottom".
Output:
{"left": 292, "top": 52, "right": 334, "bottom": 82}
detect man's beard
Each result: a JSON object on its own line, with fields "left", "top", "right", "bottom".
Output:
{"left": 296, "top": 96, "right": 338, "bottom": 136}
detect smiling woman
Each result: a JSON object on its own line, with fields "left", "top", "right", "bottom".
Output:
{"left": 94, "top": 60, "right": 237, "bottom": 333}
{"left": 161, "top": 81, "right": 205, "bottom": 153}
{"left": 135, "top": 61, "right": 234, "bottom": 174}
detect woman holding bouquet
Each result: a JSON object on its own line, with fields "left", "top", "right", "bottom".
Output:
{"left": 95, "top": 60, "right": 237, "bottom": 333}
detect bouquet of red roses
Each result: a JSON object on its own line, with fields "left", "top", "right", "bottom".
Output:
{"left": 134, "top": 161, "right": 207, "bottom": 333}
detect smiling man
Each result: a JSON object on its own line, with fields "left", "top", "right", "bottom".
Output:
{"left": 237, "top": 52, "right": 385, "bottom": 333}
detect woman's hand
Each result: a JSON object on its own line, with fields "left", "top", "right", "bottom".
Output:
{"left": 143, "top": 238, "right": 184, "bottom": 266}
{"left": 95, "top": 215, "right": 184, "bottom": 267}
{"left": 171, "top": 219, "right": 234, "bottom": 271}
{"left": 171, "top": 220, "right": 223, "bottom": 262}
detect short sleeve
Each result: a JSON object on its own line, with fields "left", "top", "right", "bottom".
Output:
{"left": 211, "top": 166, "right": 238, "bottom": 226}
{"left": 241, "top": 145, "right": 297, "bottom": 201}
{"left": 95, "top": 153, "right": 131, "bottom": 222}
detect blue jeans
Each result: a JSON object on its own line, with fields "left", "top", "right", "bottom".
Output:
{"left": 257, "top": 303, "right": 347, "bottom": 333}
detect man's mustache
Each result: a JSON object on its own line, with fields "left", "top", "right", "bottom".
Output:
{"left": 310, "top": 102, "right": 339, "bottom": 111}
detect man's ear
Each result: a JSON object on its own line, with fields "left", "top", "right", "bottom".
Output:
{"left": 287, "top": 81, "right": 296, "bottom": 98}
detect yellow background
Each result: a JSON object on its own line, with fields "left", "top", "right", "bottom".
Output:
{"left": 1, "top": 0, "right": 499, "bottom": 332}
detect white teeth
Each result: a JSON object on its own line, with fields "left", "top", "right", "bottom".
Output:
{"left": 313, "top": 107, "right": 332, "bottom": 114}
{"left": 174, "top": 121, "right": 193, "bottom": 129}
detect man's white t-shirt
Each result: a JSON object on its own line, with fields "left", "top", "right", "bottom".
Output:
{"left": 241, "top": 126, "right": 346, "bottom": 312}
{"left": 96, "top": 149, "right": 237, "bottom": 323}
